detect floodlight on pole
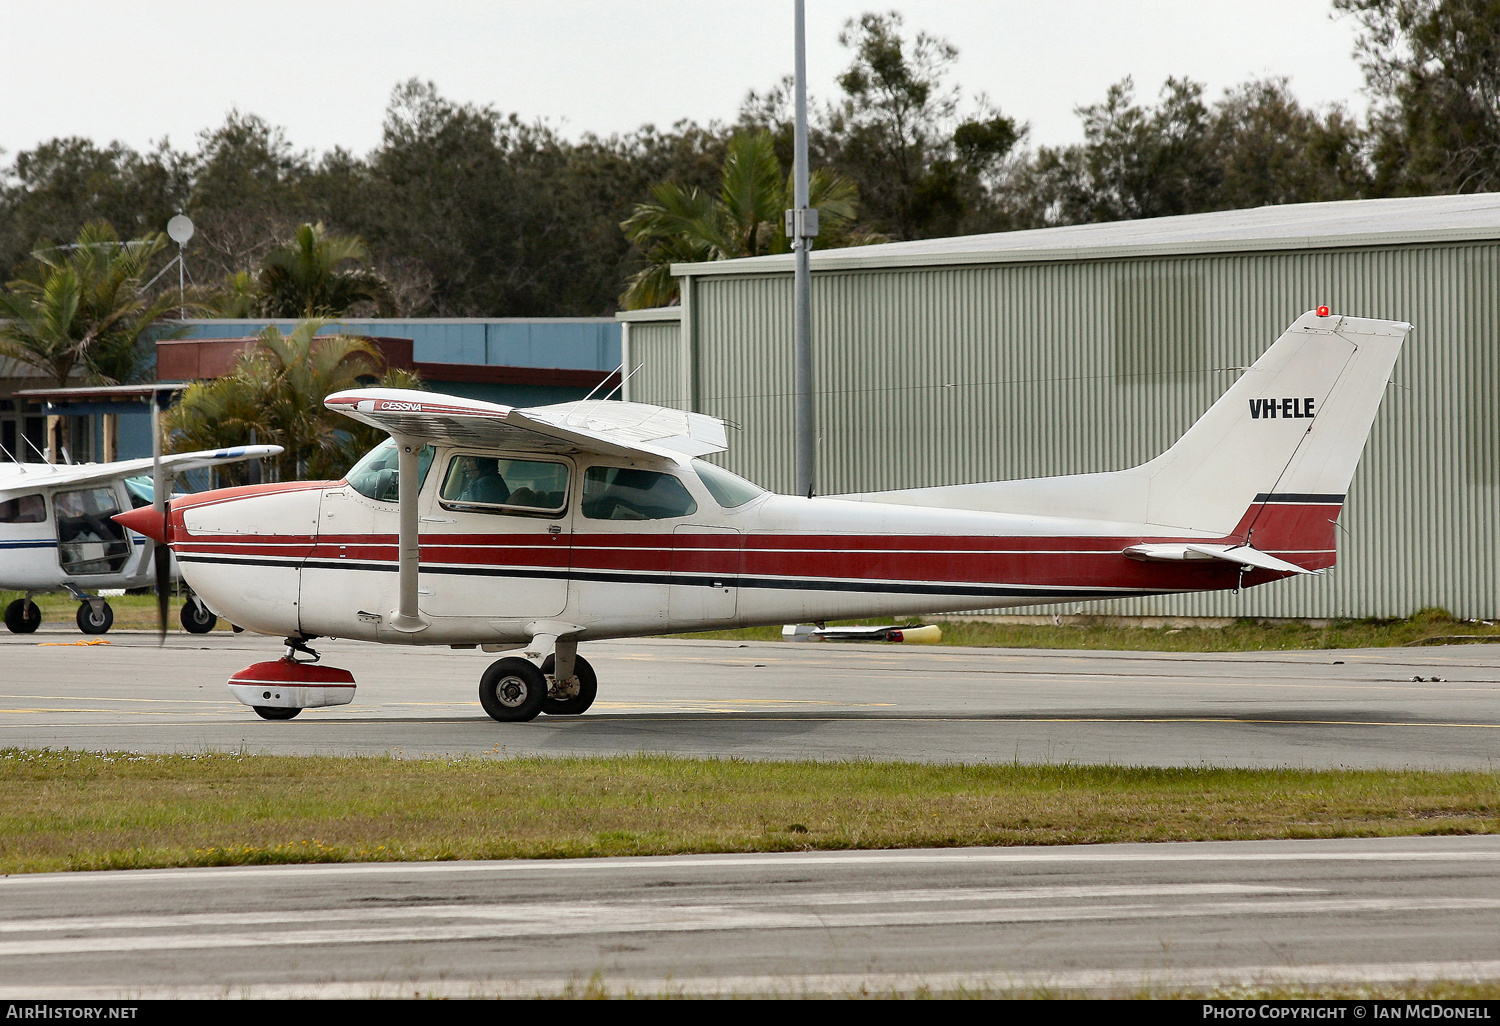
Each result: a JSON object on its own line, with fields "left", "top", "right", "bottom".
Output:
{"left": 166, "top": 214, "right": 194, "bottom": 318}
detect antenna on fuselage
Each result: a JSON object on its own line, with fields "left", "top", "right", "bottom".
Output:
{"left": 564, "top": 362, "right": 627, "bottom": 426}
{"left": 0, "top": 442, "right": 25, "bottom": 472}
{"left": 19, "top": 434, "right": 57, "bottom": 472}
{"left": 601, "top": 363, "right": 643, "bottom": 403}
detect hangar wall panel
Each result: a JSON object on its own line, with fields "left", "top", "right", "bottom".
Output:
{"left": 686, "top": 243, "right": 1500, "bottom": 619}
{"left": 621, "top": 317, "right": 683, "bottom": 407}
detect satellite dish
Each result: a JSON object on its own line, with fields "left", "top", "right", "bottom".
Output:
{"left": 167, "top": 214, "right": 194, "bottom": 245}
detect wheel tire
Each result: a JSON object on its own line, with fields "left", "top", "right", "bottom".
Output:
{"left": 180, "top": 599, "right": 217, "bottom": 634}
{"left": 478, "top": 657, "right": 548, "bottom": 723}
{"left": 4, "top": 599, "right": 40, "bottom": 634}
{"left": 76, "top": 601, "right": 113, "bottom": 635}
{"left": 541, "top": 654, "right": 598, "bottom": 716}
{"left": 253, "top": 706, "right": 301, "bottom": 720}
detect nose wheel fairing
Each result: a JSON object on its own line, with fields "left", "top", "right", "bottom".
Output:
{"left": 227, "top": 654, "right": 356, "bottom": 713}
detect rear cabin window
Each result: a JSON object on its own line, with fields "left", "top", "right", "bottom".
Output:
{"left": 0, "top": 493, "right": 45, "bottom": 523}
{"left": 439, "top": 456, "right": 569, "bottom": 515}
{"left": 582, "top": 466, "right": 698, "bottom": 521}
{"left": 346, "top": 439, "right": 434, "bottom": 502}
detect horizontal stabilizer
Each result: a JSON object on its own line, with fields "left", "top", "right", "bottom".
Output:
{"left": 781, "top": 623, "right": 944, "bottom": 643}
{"left": 1123, "top": 542, "right": 1319, "bottom": 575}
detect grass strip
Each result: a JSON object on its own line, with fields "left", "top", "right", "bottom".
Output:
{"left": 1, "top": 749, "right": 1496, "bottom": 875}
{"left": 679, "top": 607, "right": 1500, "bottom": 652}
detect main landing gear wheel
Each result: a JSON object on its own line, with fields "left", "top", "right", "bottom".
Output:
{"left": 76, "top": 601, "right": 113, "bottom": 635}
{"left": 180, "top": 597, "right": 218, "bottom": 634}
{"left": 4, "top": 599, "right": 40, "bottom": 634}
{"left": 253, "top": 706, "right": 301, "bottom": 720}
{"left": 541, "top": 654, "right": 598, "bottom": 716}
{"left": 478, "top": 657, "right": 548, "bottom": 723}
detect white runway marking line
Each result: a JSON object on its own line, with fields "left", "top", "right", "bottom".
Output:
{"left": 3, "top": 894, "right": 1500, "bottom": 958}
{"left": 5, "top": 845, "right": 1500, "bottom": 886}
{"left": 0, "top": 883, "right": 1317, "bottom": 934}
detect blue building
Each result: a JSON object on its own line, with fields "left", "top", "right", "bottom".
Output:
{"left": 10, "top": 317, "right": 623, "bottom": 464}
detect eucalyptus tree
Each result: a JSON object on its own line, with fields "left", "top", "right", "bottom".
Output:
{"left": 619, "top": 130, "right": 873, "bottom": 309}
{"left": 0, "top": 220, "right": 188, "bottom": 386}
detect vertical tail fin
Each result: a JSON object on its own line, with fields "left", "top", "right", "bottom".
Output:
{"left": 1138, "top": 311, "right": 1410, "bottom": 533}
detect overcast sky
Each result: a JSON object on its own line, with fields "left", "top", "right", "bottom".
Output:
{"left": 1, "top": 1, "right": 1370, "bottom": 160}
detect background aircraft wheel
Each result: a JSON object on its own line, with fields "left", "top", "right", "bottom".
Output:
{"left": 4, "top": 599, "right": 40, "bottom": 634}
{"left": 478, "top": 657, "right": 548, "bottom": 723}
{"left": 253, "top": 706, "right": 301, "bottom": 720}
{"left": 541, "top": 654, "right": 598, "bottom": 716}
{"left": 76, "top": 602, "right": 113, "bottom": 635}
{"left": 180, "top": 598, "right": 218, "bottom": 634}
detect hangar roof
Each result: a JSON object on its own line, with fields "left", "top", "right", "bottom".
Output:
{"left": 673, "top": 192, "right": 1500, "bottom": 276}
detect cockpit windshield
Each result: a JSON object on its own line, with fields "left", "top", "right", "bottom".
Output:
{"left": 691, "top": 459, "right": 766, "bottom": 508}
{"left": 345, "top": 439, "right": 435, "bottom": 502}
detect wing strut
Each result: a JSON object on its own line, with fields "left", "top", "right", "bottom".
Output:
{"left": 388, "top": 436, "right": 428, "bottom": 634}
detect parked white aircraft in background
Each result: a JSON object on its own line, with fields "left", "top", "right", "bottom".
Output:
{"left": 116, "top": 311, "right": 1409, "bottom": 723}
{"left": 1, "top": 446, "right": 281, "bottom": 634}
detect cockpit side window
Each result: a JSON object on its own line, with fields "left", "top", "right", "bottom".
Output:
{"left": 581, "top": 466, "right": 698, "bottom": 521}
{"left": 0, "top": 493, "right": 45, "bottom": 523}
{"left": 346, "top": 439, "right": 434, "bottom": 503}
{"left": 439, "top": 456, "right": 570, "bottom": 516}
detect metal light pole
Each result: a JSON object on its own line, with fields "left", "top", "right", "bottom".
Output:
{"left": 788, "top": 0, "right": 819, "bottom": 498}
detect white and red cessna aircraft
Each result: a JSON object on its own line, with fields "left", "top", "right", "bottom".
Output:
{"left": 116, "top": 310, "right": 1409, "bottom": 723}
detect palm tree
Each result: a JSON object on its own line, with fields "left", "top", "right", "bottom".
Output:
{"left": 258, "top": 223, "right": 397, "bottom": 318}
{"left": 165, "top": 319, "right": 421, "bottom": 481}
{"left": 0, "top": 221, "right": 190, "bottom": 386}
{"left": 620, "top": 131, "right": 880, "bottom": 309}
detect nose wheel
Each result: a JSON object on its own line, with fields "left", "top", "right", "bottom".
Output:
{"left": 180, "top": 595, "right": 218, "bottom": 634}
{"left": 76, "top": 599, "right": 113, "bottom": 635}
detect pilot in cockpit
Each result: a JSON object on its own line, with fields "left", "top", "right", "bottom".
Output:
{"left": 455, "top": 457, "right": 509, "bottom": 504}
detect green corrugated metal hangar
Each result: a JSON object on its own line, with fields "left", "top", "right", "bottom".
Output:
{"left": 618, "top": 194, "right": 1500, "bottom": 620}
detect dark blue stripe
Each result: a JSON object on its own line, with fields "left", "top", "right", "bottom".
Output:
{"left": 1252, "top": 492, "right": 1345, "bottom": 504}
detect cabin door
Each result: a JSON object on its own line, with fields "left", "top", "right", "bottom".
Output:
{"left": 669, "top": 525, "right": 740, "bottom": 622}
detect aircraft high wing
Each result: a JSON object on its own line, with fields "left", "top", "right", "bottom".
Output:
{"left": 2, "top": 445, "right": 281, "bottom": 635}
{"left": 323, "top": 391, "right": 729, "bottom": 458}
{"left": 114, "top": 311, "right": 1410, "bottom": 724}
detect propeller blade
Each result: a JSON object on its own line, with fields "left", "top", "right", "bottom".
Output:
{"left": 150, "top": 387, "right": 167, "bottom": 643}
{"left": 154, "top": 515, "right": 170, "bottom": 642}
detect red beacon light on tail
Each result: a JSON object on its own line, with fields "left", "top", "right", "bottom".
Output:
{"left": 1316, "top": 306, "right": 1330, "bottom": 317}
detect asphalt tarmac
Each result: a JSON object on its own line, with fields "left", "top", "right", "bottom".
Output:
{"left": 1, "top": 629, "right": 1497, "bottom": 768}
{"left": 3, "top": 836, "right": 1500, "bottom": 997}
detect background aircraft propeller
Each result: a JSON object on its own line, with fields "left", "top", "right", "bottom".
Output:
{"left": 150, "top": 388, "right": 168, "bottom": 641}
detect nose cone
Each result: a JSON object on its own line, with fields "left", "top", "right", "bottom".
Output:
{"left": 113, "top": 505, "right": 166, "bottom": 544}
